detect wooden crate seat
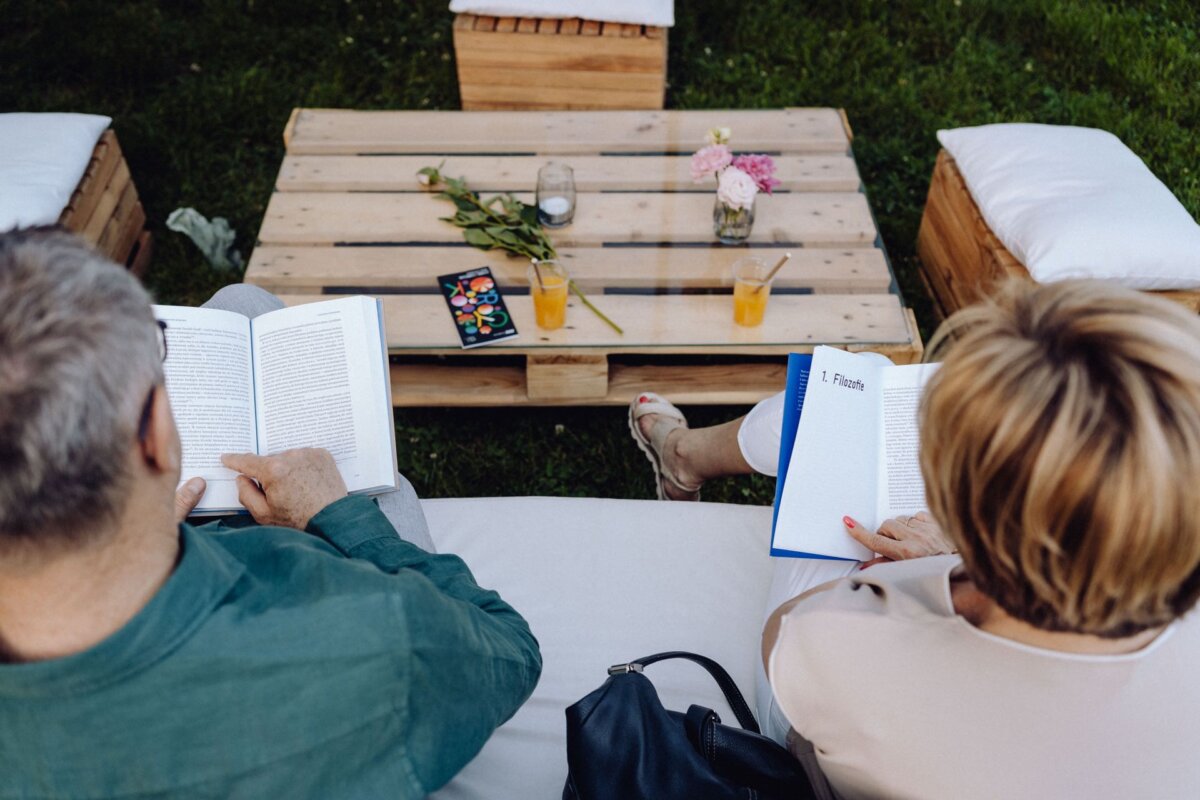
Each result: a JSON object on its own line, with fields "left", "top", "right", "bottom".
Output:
{"left": 451, "top": 14, "right": 667, "bottom": 110}
{"left": 917, "top": 149, "right": 1200, "bottom": 318}
{"left": 58, "top": 130, "right": 152, "bottom": 275}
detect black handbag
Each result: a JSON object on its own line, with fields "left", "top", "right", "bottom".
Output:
{"left": 563, "top": 651, "right": 817, "bottom": 800}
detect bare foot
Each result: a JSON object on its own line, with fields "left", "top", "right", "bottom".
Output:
{"left": 636, "top": 411, "right": 704, "bottom": 500}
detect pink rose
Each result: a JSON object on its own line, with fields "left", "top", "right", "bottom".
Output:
{"left": 717, "top": 167, "right": 758, "bottom": 210}
{"left": 690, "top": 144, "right": 733, "bottom": 182}
{"left": 731, "top": 154, "right": 780, "bottom": 194}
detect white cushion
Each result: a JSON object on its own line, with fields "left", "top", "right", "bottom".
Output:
{"left": 449, "top": 0, "right": 673, "bottom": 27}
{"left": 937, "top": 123, "right": 1200, "bottom": 290}
{"left": 423, "top": 496, "right": 772, "bottom": 800}
{"left": 0, "top": 113, "right": 112, "bottom": 233}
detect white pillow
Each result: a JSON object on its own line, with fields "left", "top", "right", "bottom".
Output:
{"left": 937, "top": 123, "right": 1200, "bottom": 290}
{"left": 449, "top": 0, "right": 673, "bottom": 27}
{"left": 0, "top": 112, "right": 112, "bottom": 233}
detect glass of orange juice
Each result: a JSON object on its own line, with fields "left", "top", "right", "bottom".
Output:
{"left": 732, "top": 256, "right": 773, "bottom": 326}
{"left": 528, "top": 260, "right": 570, "bottom": 330}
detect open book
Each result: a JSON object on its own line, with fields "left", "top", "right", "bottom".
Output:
{"left": 154, "top": 296, "right": 397, "bottom": 514}
{"left": 771, "top": 346, "right": 939, "bottom": 561}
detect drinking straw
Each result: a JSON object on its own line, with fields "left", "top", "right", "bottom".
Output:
{"left": 531, "top": 257, "right": 546, "bottom": 291}
{"left": 754, "top": 252, "right": 792, "bottom": 293}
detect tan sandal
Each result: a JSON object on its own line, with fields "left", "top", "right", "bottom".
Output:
{"left": 627, "top": 391, "right": 702, "bottom": 501}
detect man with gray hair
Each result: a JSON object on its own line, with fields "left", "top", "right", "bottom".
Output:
{"left": 0, "top": 227, "right": 541, "bottom": 797}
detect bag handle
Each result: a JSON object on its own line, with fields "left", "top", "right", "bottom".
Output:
{"left": 608, "top": 651, "right": 760, "bottom": 734}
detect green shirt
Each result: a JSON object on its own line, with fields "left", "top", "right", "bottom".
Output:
{"left": 0, "top": 496, "right": 541, "bottom": 798}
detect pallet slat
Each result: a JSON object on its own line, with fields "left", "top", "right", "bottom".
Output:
{"left": 281, "top": 293, "right": 915, "bottom": 355}
{"left": 60, "top": 131, "right": 122, "bottom": 231}
{"left": 81, "top": 159, "right": 132, "bottom": 242}
{"left": 258, "top": 191, "right": 877, "bottom": 247}
{"left": 457, "top": 64, "right": 665, "bottom": 93}
{"left": 246, "top": 246, "right": 892, "bottom": 294}
{"left": 284, "top": 108, "right": 851, "bottom": 155}
{"left": 276, "top": 153, "right": 860, "bottom": 193}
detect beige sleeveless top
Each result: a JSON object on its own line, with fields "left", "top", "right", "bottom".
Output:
{"left": 767, "top": 555, "right": 1200, "bottom": 799}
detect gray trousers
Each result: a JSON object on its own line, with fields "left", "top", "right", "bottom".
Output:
{"left": 201, "top": 284, "right": 436, "bottom": 553}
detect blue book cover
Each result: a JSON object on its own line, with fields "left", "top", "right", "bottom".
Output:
{"left": 769, "top": 353, "right": 852, "bottom": 560}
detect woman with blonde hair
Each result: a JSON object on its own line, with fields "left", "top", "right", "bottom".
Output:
{"left": 754, "top": 280, "right": 1200, "bottom": 798}
{"left": 629, "top": 278, "right": 1200, "bottom": 795}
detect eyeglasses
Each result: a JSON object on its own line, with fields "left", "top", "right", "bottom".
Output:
{"left": 137, "top": 320, "right": 169, "bottom": 442}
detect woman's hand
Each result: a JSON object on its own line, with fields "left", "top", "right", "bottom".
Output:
{"left": 843, "top": 512, "right": 955, "bottom": 567}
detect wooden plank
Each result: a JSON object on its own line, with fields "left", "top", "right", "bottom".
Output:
{"left": 277, "top": 153, "right": 859, "bottom": 193}
{"left": 282, "top": 107, "right": 302, "bottom": 149}
{"left": 111, "top": 200, "right": 146, "bottom": 267}
{"left": 453, "top": 13, "right": 476, "bottom": 31}
{"left": 473, "top": 15, "right": 497, "bottom": 31}
{"left": 536, "top": 18, "right": 559, "bottom": 34}
{"left": 838, "top": 108, "right": 854, "bottom": 141}
{"left": 517, "top": 17, "right": 538, "bottom": 33}
{"left": 458, "top": 91, "right": 666, "bottom": 112}
{"left": 96, "top": 179, "right": 138, "bottom": 255}
{"left": 494, "top": 16, "right": 517, "bottom": 32}
{"left": 128, "top": 230, "right": 154, "bottom": 277}
{"left": 61, "top": 131, "right": 121, "bottom": 232}
{"left": 644, "top": 26, "right": 665, "bottom": 39}
{"left": 620, "top": 23, "right": 641, "bottom": 38}
{"left": 258, "top": 191, "right": 877, "bottom": 247}
{"left": 245, "top": 246, "right": 892, "bottom": 294}
{"left": 580, "top": 20, "right": 601, "bottom": 35}
{"left": 560, "top": 18, "right": 582, "bottom": 34}
{"left": 284, "top": 109, "right": 849, "bottom": 155}
{"left": 389, "top": 361, "right": 790, "bottom": 406}
{"left": 457, "top": 64, "right": 665, "bottom": 94}
{"left": 81, "top": 159, "right": 132, "bottom": 243}
{"left": 280, "top": 293, "right": 916, "bottom": 355}
{"left": 453, "top": 29, "right": 665, "bottom": 73}
{"left": 526, "top": 354, "right": 608, "bottom": 400}
{"left": 601, "top": 21, "right": 622, "bottom": 37}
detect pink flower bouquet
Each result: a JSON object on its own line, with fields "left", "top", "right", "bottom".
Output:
{"left": 690, "top": 128, "right": 779, "bottom": 242}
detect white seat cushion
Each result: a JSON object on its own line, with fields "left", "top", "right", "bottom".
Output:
{"left": 423, "top": 496, "right": 772, "bottom": 800}
{"left": 448, "top": 0, "right": 673, "bottom": 27}
{"left": 0, "top": 113, "right": 112, "bottom": 233}
{"left": 938, "top": 123, "right": 1200, "bottom": 290}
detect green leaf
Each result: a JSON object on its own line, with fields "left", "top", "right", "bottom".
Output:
{"left": 463, "top": 228, "right": 497, "bottom": 248}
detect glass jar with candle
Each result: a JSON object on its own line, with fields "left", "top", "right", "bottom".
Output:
{"left": 537, "top": 162, "right": 576, "bottom": 227}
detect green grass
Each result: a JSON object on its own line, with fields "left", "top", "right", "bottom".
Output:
{"left": 3, "top": 0, "right": 1197, "bottom": 503}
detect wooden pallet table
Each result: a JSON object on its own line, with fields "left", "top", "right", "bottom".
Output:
{"left": 59, "top": 130, "right": 152, "bottom": 275}
{"left": 247, "top": 108, "right": 922, "bottom": 406}
{"left": 918, "top": 149, "right": 1200, "bottom": 317}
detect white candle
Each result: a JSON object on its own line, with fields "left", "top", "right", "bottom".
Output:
{"left": 539, "top": 196, "right": 572, "bottom": 216}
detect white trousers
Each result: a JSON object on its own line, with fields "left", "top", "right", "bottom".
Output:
{"left": 739, "top": 391, "right": 859, "bottom": 749}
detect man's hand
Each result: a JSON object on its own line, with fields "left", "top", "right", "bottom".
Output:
{"left": 843, "top": 511, "right": 955, "bottom": 567}
{"left": 174, "top": 477, "right": 207, "bottom": 523}
{"left": 220, "top": 448, "right": 348, "bottom": 530}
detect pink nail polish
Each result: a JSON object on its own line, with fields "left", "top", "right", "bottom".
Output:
{"left": 842, "top": 516, "right": 855, "bottom": 529}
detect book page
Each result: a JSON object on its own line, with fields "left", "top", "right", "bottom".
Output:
{"left": 154, "top": 306, "right": 255, "bottom": 513}
{"left": 772, "top": 346, "right": 884, "bottom": 561}
{"left": 875, "top": 364, "right": 941, "bottom": 522}
{"left": 251, "top": 296, "right": 395, "bottom": 494}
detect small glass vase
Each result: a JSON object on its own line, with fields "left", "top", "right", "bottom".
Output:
{"left": 713, "top": 197, "right": 755, "bottom": 244}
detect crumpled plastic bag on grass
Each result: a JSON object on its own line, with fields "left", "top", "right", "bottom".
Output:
{"left": 166, "top": 207, "right": 244, "bottom": 271}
